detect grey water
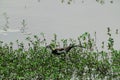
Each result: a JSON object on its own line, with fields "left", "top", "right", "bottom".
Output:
{"left": 0, "top": 0, "right": 120, "bottom": 50}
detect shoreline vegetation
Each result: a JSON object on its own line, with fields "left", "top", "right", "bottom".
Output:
{"left": 0, "top": 28, "right": 120, "bottom": 80}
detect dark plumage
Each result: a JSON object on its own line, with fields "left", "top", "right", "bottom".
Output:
{"left": 46, "top": 44, "right": 76, "bottom": 55}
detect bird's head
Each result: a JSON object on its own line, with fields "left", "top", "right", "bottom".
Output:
{"left": 46, "top": 44, "right": 55, "bottom": 51}
{"left": 69, "top": 43, "right": 76, "bottom": 47}
{"left": 46, "top": 45, "right": 52, "bottom": 49}
{"left": 69, "top": 43, "right": 74, "bottom": 46}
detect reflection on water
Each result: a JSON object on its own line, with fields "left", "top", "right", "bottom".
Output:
{"left": 0, "top": 29, "right": 20, "bottom": 33}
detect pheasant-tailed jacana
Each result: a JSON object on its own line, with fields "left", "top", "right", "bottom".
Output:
{"left": 46, "top": 44, "right": 77, "bottom": 55}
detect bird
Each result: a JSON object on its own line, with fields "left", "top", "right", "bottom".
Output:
{"left": 46, "top": 44, "right": 77, "bottom": 55}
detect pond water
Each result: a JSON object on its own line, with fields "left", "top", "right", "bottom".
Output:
{"left": 0, "top": 0, "right": 120, "bottom": 49}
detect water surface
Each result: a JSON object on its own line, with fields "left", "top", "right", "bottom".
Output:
{"left": 0, "top": 0, "right": 120, "bottom": 49}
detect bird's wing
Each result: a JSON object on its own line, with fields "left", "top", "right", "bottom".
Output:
{"left": 55, "top": 48, "right": 64, "bottom": 51}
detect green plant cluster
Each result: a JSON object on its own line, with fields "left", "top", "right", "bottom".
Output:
{"left": 0, "top": 28, "right": 120, "bottom": 80}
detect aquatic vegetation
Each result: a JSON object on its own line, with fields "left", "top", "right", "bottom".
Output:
{"left": 0, "top": 28, "right": 120, "bottom": 80}
{"left": 20, "top": 19, "right": 28, "bottom": 33}
{"left": 0, "top": 13, "right": 10, "bottom": 31}
{"left": 60, "top": 0, "right": 114, "bottom": 5}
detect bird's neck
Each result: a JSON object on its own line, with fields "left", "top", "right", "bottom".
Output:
{"left": 65, "top": 46, "right": 73, "bottom": 52}
{"left": 47, "top": 46, "right": 53, "bottom": 51}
